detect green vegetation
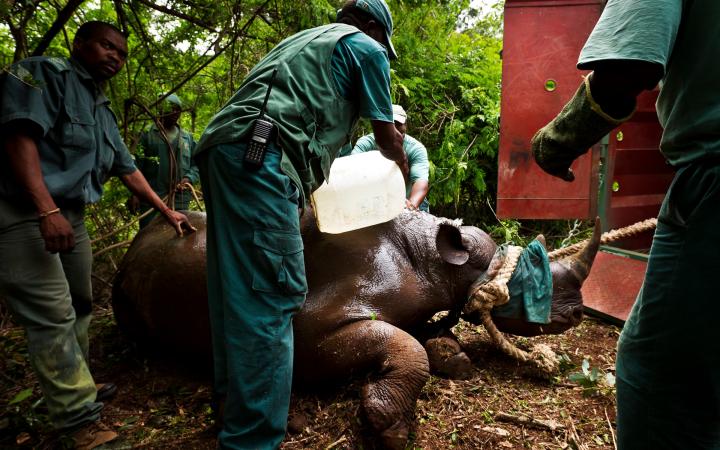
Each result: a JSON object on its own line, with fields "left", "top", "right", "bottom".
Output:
{"left": 2, "top": 0, "right": 590, "bottom": 249}
{"left": 568, "top": 359, "right": 617, "bottom": 398}
{"left": 1, "top": 0, "right": 505, "bottom": 230}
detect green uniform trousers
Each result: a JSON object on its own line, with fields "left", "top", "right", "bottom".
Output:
{"left": 0, "top": 199, "right": 101, "bottom": 430}
{"left": 616, "top": 161, "right": 720, "bottom": 449}
{"left": 197, "top": 142, "right": 307, "bottom": 450}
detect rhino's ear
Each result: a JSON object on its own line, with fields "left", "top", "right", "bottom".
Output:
{"left": 436, "top": 224, "right": 469, "bottom": 266}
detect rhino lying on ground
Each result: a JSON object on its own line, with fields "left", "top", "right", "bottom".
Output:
{"left": 112, "top": 210, "right": 600, "bottom": 449}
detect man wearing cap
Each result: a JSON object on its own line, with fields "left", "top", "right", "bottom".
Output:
{"left": 193, "top": 0, "right": 407, "bottom": 448}
{"left": 129, "top": 94, "right": 199, "bottom": 228}
{"left": 0, "top": 21, "right": 194, "bottom": 449}
{"left": 530, "top": 1, "right": 720, "bottom": 447}
{"left": 350, "top": 104, "right": 430, "bottom": 211}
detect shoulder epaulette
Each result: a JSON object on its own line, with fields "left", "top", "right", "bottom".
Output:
{"left": 17, "top": 56, "right": 72, "bottom": 73}
{"left": 45, "top": 57, "right": 72, "bottom": 72}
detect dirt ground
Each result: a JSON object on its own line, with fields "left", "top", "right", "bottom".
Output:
{"left": 0, "top": 299, "right": 620, "bottom": 450}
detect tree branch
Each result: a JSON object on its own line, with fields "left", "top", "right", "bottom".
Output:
{"left": 148, "top": 0, "right": 272, "bottom": 112}
{"left": 134, "top": 0, "right": 217, "bottom": 31}
{"left": 31, "top": 0, "right": 85, "bottom": 56}
{"left": 112, "top": 0, "right": 130, "bottom": 36}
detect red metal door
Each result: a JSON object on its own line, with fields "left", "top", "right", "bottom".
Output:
{"left": 600, "top": 89, "right": 673, "bottom": 250}
{"left": 497, "top": 0, "right": 605, "bottom": 219}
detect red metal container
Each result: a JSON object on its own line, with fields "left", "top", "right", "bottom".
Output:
{"left": 497, "top": 0, "right": 675, "bottom": 322}
{"left": 497, "top": 0, "right": 605, "bottom": 220}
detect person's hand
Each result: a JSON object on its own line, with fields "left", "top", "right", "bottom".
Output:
{"left": 127, "top": 195, "right": 141, "bottom": 213}
{"left": 405, "top": 199, "right": 417, "bottom": 210}
{"left": 39, "top": 212, "right": 75, "bottom": 253}
{"left": 531, "top": 128, "right": 577, "bottom": 182}
{"left": 531, "top": 75, "right": 637, "bottom": 183}
{"left": 161, "top": 208, "right": 197, "bottom": 236}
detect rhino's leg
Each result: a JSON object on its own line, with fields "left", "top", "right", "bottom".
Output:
{"left": 424, "top": 331, "right": 474, "bottom": 380}
{"left": 409, "top": 316, "right": 474, "bottom": 380}
{"left": 309, "top": 320, "right": 430, "bottom": 450}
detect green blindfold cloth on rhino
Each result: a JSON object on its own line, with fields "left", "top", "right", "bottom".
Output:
{"left": 491, "top": 240, "right": 553, "bottom": 324}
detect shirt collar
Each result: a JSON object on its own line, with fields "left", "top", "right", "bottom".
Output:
{"left": 152, "top": 123, "right": 181, "bottom": 133}
{"left": 68, "top": 57, "right": 111, "bottom": 106}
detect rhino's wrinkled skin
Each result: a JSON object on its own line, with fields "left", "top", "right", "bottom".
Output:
{"left": 113, "top": 210, "right": 599, "bottom": 449}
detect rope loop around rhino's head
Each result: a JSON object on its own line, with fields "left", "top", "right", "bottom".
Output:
{"left": 463, "top": 243, "right": 560, "bottom": 377}
{"left": 462, "top": 217, "right": 657, "bottom": 378}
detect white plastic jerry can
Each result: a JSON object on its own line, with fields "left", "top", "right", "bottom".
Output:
{"left": 310, "top": 150, "right": 406, "bottom": 234}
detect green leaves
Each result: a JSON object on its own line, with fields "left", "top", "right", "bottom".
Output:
{"left": 568, "top": 359, "right": 616, "bottom": 397}
{"left": 8, "top": 388, "right": 33, "bottom": 406}
{"left": 387, "top": 0, "right": 502, "bottom": 222}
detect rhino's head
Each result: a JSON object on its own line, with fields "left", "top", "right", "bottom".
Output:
{"left": 434, "top": 219, "right": 601, "bottom": 337}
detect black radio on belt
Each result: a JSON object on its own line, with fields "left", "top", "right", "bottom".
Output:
{"left": 244, "top": 68, "right": 278, "bottom": 170}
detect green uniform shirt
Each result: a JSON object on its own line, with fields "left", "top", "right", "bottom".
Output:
{"left": 0, "top": 56, "right": 136, "bottom": 204}
{"left": 578, "top": 0, "right": 720, "bottom": 166}
{"left": 352, "top": 133, "right": 430, "bottom": 203}
{"left": 136, "top": 124, "right": 199, "bottom": 199}
{"left": 331, "top": 32, "right": 394, "bottom": 121}
{"left": 195, "top": 24, "right": 393, "bottom": 203}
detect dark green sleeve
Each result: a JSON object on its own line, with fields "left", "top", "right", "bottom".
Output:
{"left": 135, "top": 131, "right": 150, "bottom": 176}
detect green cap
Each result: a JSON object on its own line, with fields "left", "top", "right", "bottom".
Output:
{"left": 354, "top": 0, "right": 397, "bottom": 59}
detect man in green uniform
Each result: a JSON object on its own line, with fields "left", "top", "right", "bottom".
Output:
{"left": 129, "top": 94, "right": 199, "bottom": 227}
{"left": 350, "top": 104, "right": 430, "bottom": 211}
{"left": 530, "top": 1, "right": 720, "bottom": 448}
{"left": 0, "top": 21, "right": 194, "bottom": 449}
{"left": 193, "top": 0, "right": 408, "bottom": 448}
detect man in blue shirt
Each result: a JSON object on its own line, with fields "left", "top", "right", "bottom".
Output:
{"left": 0, "top": 21, "right": 193, "bottom": 449}
{"left": 351, "top": 104, "right": 431, "bottom": 211}
{"left": 531, "top": 1, "right": 720, "bottom": 447}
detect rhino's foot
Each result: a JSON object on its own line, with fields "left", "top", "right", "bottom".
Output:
{"left": 425, "top": 335, "right": 474, "bottom": 380}
{"left": 297, "top": 320, "right": 429, "bottom": 449}
{"left": 362, "top": 381, "right": 415, "bottom": 450}
{"left": 378, "top": 419, "right": 412, "bottom": 450}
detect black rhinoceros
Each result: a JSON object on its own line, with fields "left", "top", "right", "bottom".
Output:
{"left": 112, "top": 209, "right": 599, "bottom": 449}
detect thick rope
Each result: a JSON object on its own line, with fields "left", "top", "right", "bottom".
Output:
{"left": 465, "top": 245, "right": 523, "bottom": 313}
{"left": 548, "top": 218, "right": 657, "bottom": 261}
{"left": 464, "top": 245, "right": 558, "bottom": 375}
{"left": 91, "top": 195, "right": 168, "bottom": 245}
{"left": 178, "top": 182, "right": 204, "bottom": 212}
{"left": 467, "top": 217, "right": 658, "bottom": 377}
{"left": 92, "top": 185, "right": 205, "bottom": 249}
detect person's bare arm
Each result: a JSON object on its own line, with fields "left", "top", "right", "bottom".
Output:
{"left": 406, "top": 179, "right": 429, "bottom": 210}
{"left": 5, "top": 129, "right": 75, "bottom": 253}
{"left": 371, "top": 120, "right": 409, "bottom": 177}
{"left": 119, "top": 170, "right": 195, "bottom": 235}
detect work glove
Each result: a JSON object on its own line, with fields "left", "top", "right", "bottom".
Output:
{"left": 532, "top": 75, "right": 634, "bottom": 182}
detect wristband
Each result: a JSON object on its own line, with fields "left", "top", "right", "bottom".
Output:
{"left": 38, "top": 207, "right": 61, "bottom": 219}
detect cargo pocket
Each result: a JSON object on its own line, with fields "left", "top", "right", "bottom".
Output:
{"left": 61, "top": 104, "right": 96, "bottom": 151}
{"left": 252, "top": 229, "right": 307, "bottom": 295}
